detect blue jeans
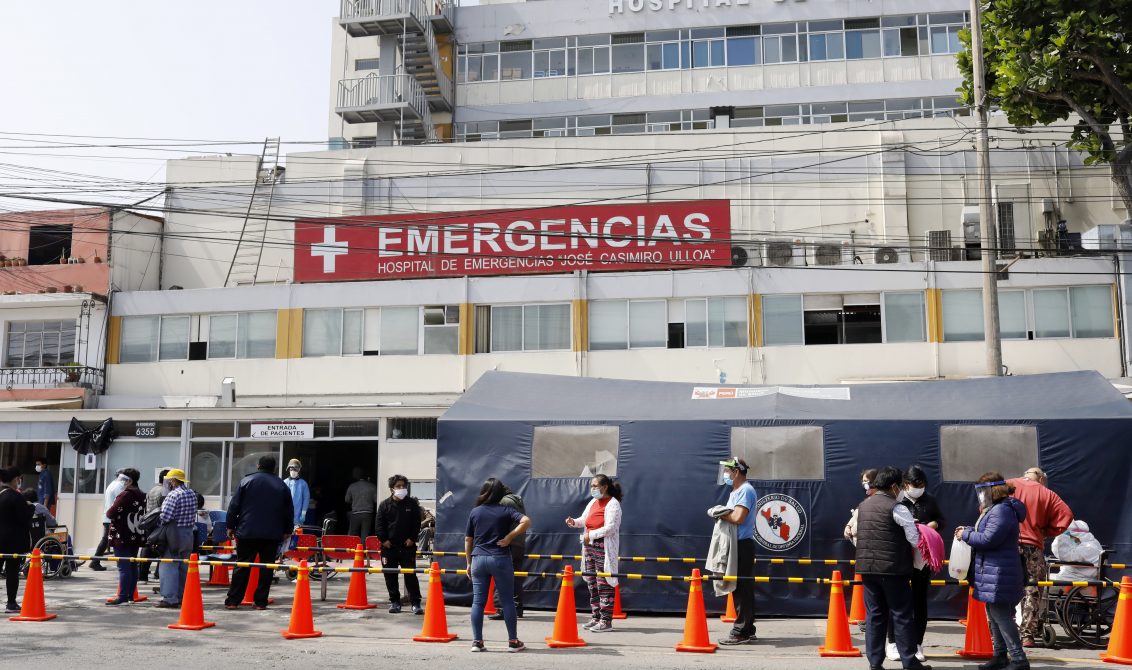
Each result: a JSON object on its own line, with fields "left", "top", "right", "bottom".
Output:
{"left": 113, "top": 546, "right": 139, "bottom": 602}
{"left": 160, "top": 526, "right": 193, "bottom": 604}
{"left": 471, "top": 554, "right": 517, "bottom": 642}
{"left": 986, "top": 601, "right": 1027, "bottom": 662}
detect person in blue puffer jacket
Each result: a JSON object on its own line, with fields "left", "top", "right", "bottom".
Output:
{"left": 955, "top": 472, "right": 1030, "bottom": 670}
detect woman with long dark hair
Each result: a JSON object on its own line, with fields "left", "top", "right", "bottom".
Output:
{"left": 0, "top": 466, "right": 32, "bottom": 613}
{"left": 564, "top": 474, "right": 622, "bottom": 632}
{"left": 464, "top": 477, "right": 531, "bottom": 653}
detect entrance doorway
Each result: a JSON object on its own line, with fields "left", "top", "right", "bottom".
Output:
{"left": 283, "top": 440, "right": 378, "bottom": 533}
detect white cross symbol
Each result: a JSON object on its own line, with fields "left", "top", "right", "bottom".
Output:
{"left": 311, "top": 226, "right": 348, "bottom": 273}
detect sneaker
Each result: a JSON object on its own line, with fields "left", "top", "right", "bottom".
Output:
{"left": 507, "top": 640, "right": 526, "bottom": 653}
{"left": 591, "top": 620, "right": 613, "bottom": 633}
{"left": 105, "top": 599, "right": 129, "bottom": 607}
{"left": 224, "top": 603, "right": 239, "bottom": 610}
{"left": 89, "top": 563, "right": 107, "bottom": 572}
{"left": 470, "top": 641, "right": 486, "bottom": 653}
{"left": 388, "top": 603, "right": 402, "bottom": 614}
{"left": 5, "top": 602, "right": 20, "bottom": 613}
{"left": 718, "top": 634, "right": 755, "bottom": 645}
{"left": 488, "top": 612, "right": 504, "bottom": 621}
{"left": 886, "top": 641, "right": 900, "bottom": 661}
{"left": 978, "top": 656, "right": 1010, "bottom": 670}
{"left": 916, "top": 644, "right": 926, "bottom": 662}
{"left": 154, "top": 600, "right": 179, "bottom": 609}
{"left": 412, "top": 604, "right": 424, "bottom": 615}
{"left": 582, "top": 618, "right": 601, "bottom": 630}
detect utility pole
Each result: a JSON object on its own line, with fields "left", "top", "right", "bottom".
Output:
{"left": 969, "top": 0, "right": 1003, "bottom": 376}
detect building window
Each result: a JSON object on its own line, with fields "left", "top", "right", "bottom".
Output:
{"left": 488, "top": 303, "right": 570, "bottom": 352}
{"left": 380, "top": 306, "right": 420, "bottom": 355}
{"left": 941, "top": 290, "right": 984, "bottom": 342}
{"left": 354, "top": 58, "right": 380, "bottom": 71}
{"left": 303, "top": 309, "right": 345, "bottom": 357}
{"left": 5, "top": 320, "right": 77, "bottom": 367}
{"left": 532, "top": 425, "right": 618, "bottom": 478}
{"left": 1033, "top": 289, "right": 1072, "bottom": 339}
{"left": 1070, "top": 286, "right": 1114, "bottom": 338}
{"left": 686, "top": 297, "right": 747, "bottom": 347}
{"left": 802, "top": 294, "right": 882, "bottom": 345}
{"left": 423, "top": 305, "right": 460, "bottom": 355}
{"left": 998, "top": 290, "right": 1028, "bottom": 340}
{"left": 761, "top": 294, "right": 804, "bottom": 346}
{"left": 28, "top": 225, "right": 73, "bottom": 265}
{"left": 158, "top": 315, "right": 190, "bottom": 361}
{"left": 997, "top": 201, "right": 1017, "bottom": 253}
{"left": 410, "top": 480, "right": 437, "bottom": 501}
{"left": 120, "top": 315, "right": 185, "bottom": 363}
{"left": 941, "top": 425, "right": 1037, "bottom": 482}
{"left": 726, "top": 35, "right": 760, "bottom": 66}
{"left": 389, "top": 417, "right": 437, "bottom": 440}
{"left": 730, "top": 426, "right": 824, "bottom": 480}
{"left": 882, "top": 292, "right": 926, "bottom": 343}
{"left": 589, "top": 300, "right": 667, "bottom": 350}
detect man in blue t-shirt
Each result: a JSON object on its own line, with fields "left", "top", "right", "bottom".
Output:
{"left": 718, "top": 457, "right": 758, "bottom": 645}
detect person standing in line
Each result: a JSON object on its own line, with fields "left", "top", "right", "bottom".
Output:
{"left": 344, "top": 468, "right": 377, "bottom": 540}
{"left": 284, "top": 459, "right": 310, "bottom": 529}
{"left": 224, "top": 456, "right": 294, "bottom": 610}
{"left": 1006, "top": 467, "right": 1072, "bottom": 648}
{"left": 716, "top": 457, "right": 758, "bottom": 646}
{"left": 375, "top": 475, "right": 423, "bottom": 614}
{"left": 156, "top": 469, "right": 196, "bottom": 608}
{"left": 845, "top": 468, "right": 879, "bottom": 546}
{"left": 34, "top": 457, "right": 55, "bottom": 513}
{"left": 105, "top": 468, "right": 146, "bottom": 607}
{"left": 885, "top": 465, "right": 945, "bottom": 663}
{"left": 490, "top": 484, "right": 526, "bottom": 620}
{"left": 140, "top": 468, "right": 170, "bottom": 584}
{"left": 0, "top": 466, "right": 32, "bottom": 613}
{"left": 856, "top": 466, "right": 931, "bottom": 670}
{"left": 90, "top": 469, "right": 129, "bottom": 571}
{"left": 465, "top": 477, "right": 531, "bottom": 653}
{"left": 956, "top": 473, "right": 1030, "bottom": 670}
{"left": 565, "top": 474, "right": 622, "bottom": 632}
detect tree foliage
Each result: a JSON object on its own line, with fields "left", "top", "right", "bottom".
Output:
{"left": 958, "top": 0, "right": 1132, "bottom": 212}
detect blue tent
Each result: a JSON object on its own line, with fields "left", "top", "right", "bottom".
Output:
{"left": 436, "top": 370, "right": 1132, "bottom": 615}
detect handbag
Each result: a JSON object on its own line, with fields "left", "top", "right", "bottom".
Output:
{"left": 949, "top": 538, "right": 972, "bottom": 580}
{"left": 138, "top": 507, "right": 162, "bottom": 534}
{"left": 147, "top": 520, "right": 172, "bottom": 552}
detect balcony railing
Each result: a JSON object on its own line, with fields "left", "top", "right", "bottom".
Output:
{"left": 337, "top": 73, "right": 435, "bottom": 140}
{"left": 0, "top": 365, "right": 104, "bottom": 392}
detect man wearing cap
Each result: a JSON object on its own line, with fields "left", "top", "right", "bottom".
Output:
{"left": 157, "top": 468, "right": 197, "bottom": 608}
{"left": 1007, "top": 467, "right": 1073, "bottom": 647}
{"left": 717, "top": 457, "right": 758, "bottom": 645}
{"left": 90, "top": 469, "right": 130, "bottom": 571}
{"left": 284, "top": 458, "right": 310, "bottom": 529}
{"left": 225, "top": 456, "right": 294, "bottom": 610}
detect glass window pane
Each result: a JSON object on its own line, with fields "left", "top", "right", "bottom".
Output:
{"left": 941, "top": 290, "right": 984, "bottom": 342}
{"left": 646, "top": 43, "right": 662, "bottom": 70}
{"left": 663, "top": 41, "right": 681, "bottom": 68}
{"left": 781, "top": 35, "right": 798, "bottom": 61}
{"left": 159, "top": 316, "right": 189, "bottom": 360}
{"left": 589, "top": 300, "right": 628, "bottom": 351}
{"left": 883, "top": 292, "right": 926, "bottom": 342}
{"left": 1070, "top": 286, "right": 1114, "bottom": 338}
{"left": 685, "top": 299, "right": 707, "bottom": 347}
{"left": 712, "top": 297, "right": 747, "bottom": 347}
{"left": 611, "top": 44, "right": 644, "bottom": 73}
{"left": 594, "top": 47, "right": 610, "bottom": 73}
{"left": 628, "top": 300, "right": 666, "bottom": 348}
{"left": 239, "top": 311, "right": 277, "bottom": 359}
{"left": 500, "top": 52, "right": 531, "bottom": 80}
{"left": 491, "top": 306, "right": 523, "bottom": 352}
{"left": 209, "top": 314, "right": 237, "bottom": 359}
{"left": 380, "top": 306, "right": 418, "bottom": 355}
{"left": 523, "top": 305, "right": 539, "bottom": 350}
{"left": 808, "top": 34, "right": 827, "bottom": 61}
{"left": 536, "top": 304, "right": 571, "bottom": 351}
{"left": 303, "top": 309, "right": 341, "bottom": 357}
{"left": 189, "top": 442, "right": 223, "bottom": 496}
{"left": 930, "top": 26, "right": 949, "bottom": 53}
{"left": 120, "top": 316, "right": 158, "bottom": 363}
{"left": 482, "top": 54, "right": 499, "bottom": 80}
{"left": 998, "top": 291, "right": 1027, "bottom": 339}
{"left": 424, "top": 325, "right": 458, "bottom": 354}
{"left": 1033, "top": 289, "right": 1071, "bottom": 338}
{"left": 762, "top": 295, "right": 803, "bottom": 346}
{"left": 343, "top": 309, "right": 363, "bottom": 355}
{"left": 726, "top": 36, "right": 758, "bottom": 65}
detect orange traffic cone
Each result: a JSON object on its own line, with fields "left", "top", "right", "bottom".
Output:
{"left": 545, "top": 564, "right": 587, "bottom": 648}
{"left": 337, "top": 545, "right": 376, "bottom": 610}
{"left": 169, "top": 554, "right": 216, "bottom": 630}
{"left": 281, "top": 560, "right": 322, "bottom": 639}
{"left": 105, "top": 584, "right": 147, "bottom": 603}
{"left": 847, "top": 573, "right": 866, "bottom": 625}
{"left": 818, "top": 571, "right": 862, "bottom": 657}
{"left": 413, "top": 562, "right": 457, "bottom": 642}
{"left": 612, "top": 583, "right": 628, "bottom": 620}
{"left": 207, "top": 542, "right": 232, "bottom": 587}
{"left": 959, "top": 587, "right": 975, "bottom": 626}
{"left": 1101, "top": 576, "right": 1132, "bottom": 665}
{"left": 955, "top": 594, "right": 995, "bottom": 659}
{"left": 484, "top": 577, "right": 498, "bottom": 616}
{"left": 240, "top": 554, "right": 274, "bottom": 606}
{"left": 719, "top": 592, "right": 737, "bottom": 623}
{"left": 675, "top": 569, "right": 716, "bottom": 653}
{"left": 10, "top": 548, "right": 56, "bottom": 622}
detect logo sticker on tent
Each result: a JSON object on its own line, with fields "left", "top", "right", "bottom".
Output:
{"left": 753, "top": 493, "right": 808, "bottom": 552}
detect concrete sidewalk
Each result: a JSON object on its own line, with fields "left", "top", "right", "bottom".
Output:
{"left": 1, "top": 566, "right": 1109, "bottom": 669}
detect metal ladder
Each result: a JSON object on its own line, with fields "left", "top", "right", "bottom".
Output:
{"left": 225, "top": 138, "right": 282, "bottom": 287}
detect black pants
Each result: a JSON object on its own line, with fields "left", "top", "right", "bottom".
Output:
{"left": 864, "top": 574, "right": 918, "bottom": 668}
{"left": 92, "top": 522, "right": 110, "bottom": 563}
{"left": 887, "top": 566, "right": 931, "bottom": 645}
{"left": 492, "top": 543, "right": 524, "bottom": 613}
{"left": 348, "top": 513, "right": 374, "bottom": 540}
{"left": 730, "top": 538, "right": 757, "bottom": 638}
{"left": 382, "top": 544, "right": 421, "bottom": 606}
{"left": 2, "top": 556, "right": 19, "bottom": 605}
{"left": 224, "top": 539, "right": 279, "bottom": 607}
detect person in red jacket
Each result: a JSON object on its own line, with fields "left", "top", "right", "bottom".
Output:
{"left": 1006, "top": 467, "right": 1073, "bottom": 648}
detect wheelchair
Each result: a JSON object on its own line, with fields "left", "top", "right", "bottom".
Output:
{"left": 22, "top": 517, "right": 79, "bottom": 579}
{"left": 1040, "top": 551, "right": 1120, "bottom": 649}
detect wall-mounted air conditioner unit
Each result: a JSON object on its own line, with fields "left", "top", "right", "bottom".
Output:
{"left": 729, "top": 243, "right": 762, "bottom": 267}
{"left": 764, "top": 239, "right": 806, "bottom": 267}
{"left": 873, "top": 246, "right": 913, "bottom": 264}
{"left": 810, "top": 240, "right": 854, "bottom": 266}
{"left": 927, "top": 230, "right": 953, "bottom": 262}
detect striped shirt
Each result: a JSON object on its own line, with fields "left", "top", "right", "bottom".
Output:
{"left": 161, "top": 485, "right": 197, "bottom": 527}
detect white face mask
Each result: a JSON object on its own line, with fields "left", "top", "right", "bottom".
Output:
{"left": 288, "top": 469, "right": 300, "bottom": 479}
{"left": 861, "top": 481, "right": 870, "bottom": 492}
{"left": 35, "top": 465, "right": 43, "bottom": 473}
{"left": 393, "top": 488, "right": 408, "bottom": 499}
{"left": 906, "top": 487, "right": 925, "bottom": 500}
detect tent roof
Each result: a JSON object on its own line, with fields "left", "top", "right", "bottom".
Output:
{"left": 441, "top": 370, "right": 1132, "bottom": 422}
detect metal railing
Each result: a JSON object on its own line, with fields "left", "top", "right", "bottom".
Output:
{"left": 336, "top": 74, "right": 435, "bottom": 141}
{"left": 0, "top": 365, "right": 104, "bottom": 392}
{"left": 339, "top": 0, "right": 454, "bottom": 106}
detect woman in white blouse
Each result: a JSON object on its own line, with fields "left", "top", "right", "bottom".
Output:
{"left": 564, "top": 474, "right": 622, "bottom": 632}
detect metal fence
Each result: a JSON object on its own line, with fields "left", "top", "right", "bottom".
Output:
{"left": 0, "top": 365, "right": 104, "bottom": 392}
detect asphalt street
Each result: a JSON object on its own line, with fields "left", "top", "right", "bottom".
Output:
{"left": 1, "top": 565, "right": 1109, "bottom": 669}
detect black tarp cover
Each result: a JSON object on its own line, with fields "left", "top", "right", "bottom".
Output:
{"left": 436, "top": 370, "right": 1132, "bottom": 615}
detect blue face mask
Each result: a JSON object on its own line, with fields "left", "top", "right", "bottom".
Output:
{"left": 723, "top": 474, "right": 734, "bottom": 486}
{"left": 590, "top": 489, "right": 602, "bottom": 499}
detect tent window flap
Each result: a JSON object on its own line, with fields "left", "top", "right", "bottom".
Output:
{"left": 730, "top": 426, "right": 824, "bottom": 480}
{"left": 532, "top": 425, "right": 619, "bottom": 478}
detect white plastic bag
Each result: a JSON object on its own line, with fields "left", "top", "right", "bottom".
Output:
{"left": 949, "top": 538, "right": 972, "bottom": 581}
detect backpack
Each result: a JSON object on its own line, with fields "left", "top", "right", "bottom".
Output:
{"left": 502, "top": 493, "right": 525, "bottom": 515}
{"left": 138, "top": 507, "right": 163, "bottom": 534}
